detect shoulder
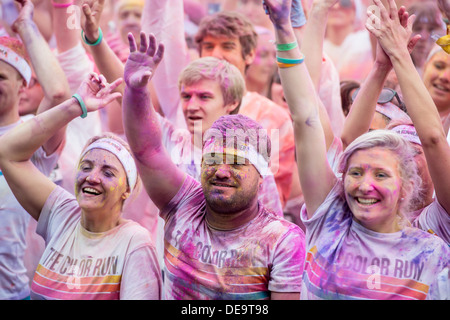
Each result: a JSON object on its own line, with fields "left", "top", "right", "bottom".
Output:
{"left": 117, "top": 219, "right": 156, "bottom": 249}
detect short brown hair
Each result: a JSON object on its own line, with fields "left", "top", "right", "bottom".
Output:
{"left": 195, "top": 11, "right": 258, "bottom": 61}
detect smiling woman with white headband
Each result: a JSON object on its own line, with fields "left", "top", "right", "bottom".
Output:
{"left": 0, "top": 73, "right": 162, "bottom": 300}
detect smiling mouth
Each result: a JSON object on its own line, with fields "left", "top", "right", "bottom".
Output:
{"left": 355, "top": 197, "right": 379, "bottom": 205}
{"left": 82, "top": 187, "right": 102, "bottom": 195}
{"left": 433, "top": 83, "right": 450, "bottom": 92}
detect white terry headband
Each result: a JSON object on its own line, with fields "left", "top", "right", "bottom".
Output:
{"left": 391, "top": 125, "right": 421, "bottom": 146}
{"left": 80, "top": 138, "right": 138, "bottom": 190}
{"left": 202, "top": 138, "right": 271, "bottom": 177}
{"left": 0, "top": 44, "right": 32, "bottom": 86}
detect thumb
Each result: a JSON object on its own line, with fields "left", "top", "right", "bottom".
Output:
{"left": 407, "top": 34, "right": 421, "bottom": 53}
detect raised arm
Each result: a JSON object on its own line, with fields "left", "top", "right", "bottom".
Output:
{"left": 12, "top": 0, "right": 71, "bottom": 155}
{"left": 368, "top": 0, "right": 450, "bottom": 213}
{"left": 141, "top": 0, "right": 190, "bottom": 128}
{"left": 81, "top": 0, "right": 126, "bottom": 94}
{"left": 341, "top": 5, "right": 419, "bottom": 149}
{"left": 0, "top": 74, "right": 122, "bottom": 221}
{"left": 122, "top": 32, "right": 186, "bottom": 210}
{"left": 264, "top": 0, "right": 337, "bottom": 217}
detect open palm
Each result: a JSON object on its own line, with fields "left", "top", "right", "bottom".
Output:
{"left": 124, "top": 32, "right": 165, "bottom": 89}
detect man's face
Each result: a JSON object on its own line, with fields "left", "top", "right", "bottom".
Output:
{"left": 200, "top": 35, "right": 255, "bottom": 75}
{"left": 180, "top": 78, "right": 237, "bottom": 136}
{"left": 117, "top": 6, "right": 142, "bottom": 45}
{"left": 201, "top": 152, "right": 262, "bottom": 214}
{"left": 0, "top": 61, "right": 24, "bottom": 113}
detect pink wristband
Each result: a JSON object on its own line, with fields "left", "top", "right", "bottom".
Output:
{"left": 51, "top": 1, "right": 73, "bottom": 8}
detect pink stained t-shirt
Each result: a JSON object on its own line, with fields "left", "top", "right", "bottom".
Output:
{"left": 160, "top": 175, "right": 305, "bottom": 300}
{"left": 300, "top": 182, "right": 449, "bottom": 300}
{"left": 32, "top": 186, "right": 162, "bottom": 300}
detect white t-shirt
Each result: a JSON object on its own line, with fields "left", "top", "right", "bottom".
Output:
{"left": 300, "top": 182, "right": 449, "bottom": 300}
{"left": 0, "top": 118, "right": 59, "bottom": 300}
{"left": 160, "top": 175, "right": 305, "bottom": 300}
{"left": 31, "top": 186, "right": 162, "bottom": 300}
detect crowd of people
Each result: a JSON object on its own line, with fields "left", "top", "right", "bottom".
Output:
{"left": 0, "top": 0, "right": 448, "bottom": 300}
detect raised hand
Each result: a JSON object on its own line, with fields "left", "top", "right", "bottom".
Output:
{"left": 371, "top": 5, "right": 420, "bottom": 69}
{"left": 81, "top": 0, "right": 105, "bottom": 42}
{"left": 75, "top": 73, "right": 123, "bottom": 112}
{"left": 11, "top": 0, "right": 34, "bottom": 33}
{"left": 263, "top": 0, "right": 292, "bottom": 28}
{"left": 124, "top": 32, "right": 164, "bottom": 89}
{"left": 366, "top": 0, "right": 416, "bottom": 60}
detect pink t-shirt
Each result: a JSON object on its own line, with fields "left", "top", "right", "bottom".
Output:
{"left": 300, "top": 182, "right": 449, "bottom": 300}
{"left": 160, "top": 175, "right": 305, "bottom": 300}
{"left": 32, "top": 186, "right": 162, "bottom": 300}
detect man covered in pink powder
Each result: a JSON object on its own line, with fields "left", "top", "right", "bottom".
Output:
{"left": 122, "top": 31, "right": 305, "bottom": 300}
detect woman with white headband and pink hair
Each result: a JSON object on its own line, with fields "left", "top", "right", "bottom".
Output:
{"left": 0, "top": 73, "right": 162, "bottom": 300}
{"left": 264, "top": 0, "right": 449, "bottom": 299}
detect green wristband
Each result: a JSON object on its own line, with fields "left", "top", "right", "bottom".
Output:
{"left": 81, "top": 27, "right": 103, "bottom": 46}
{"left": 276, "top": 41, "right": 298, "bottom": 52}
{"left": 72, "top": 93, "right": 88, "bottom": 118}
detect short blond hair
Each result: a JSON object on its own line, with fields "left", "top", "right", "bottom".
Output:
{"left": 178, "top": 57, "right": 245, "bottom": 114}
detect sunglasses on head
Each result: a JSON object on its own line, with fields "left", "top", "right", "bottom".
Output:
{"left": 352, "top": 87, "right": 407, "bottom": 112}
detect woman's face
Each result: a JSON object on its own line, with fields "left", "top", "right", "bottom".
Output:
{"left": 344, "top": 147, "right": 404, "bottom": 233}
{"left": 422, "top": 51, "right": 450, "bottom": 116}
{"left": 75, "top": 148, "right": 129, "bottom": 213}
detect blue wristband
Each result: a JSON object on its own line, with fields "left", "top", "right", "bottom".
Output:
{"left": 72, "top": 93, "right": 88, "bottom": 118}
{"left": 276, "top": 55, "right": 304, "bottom": 64}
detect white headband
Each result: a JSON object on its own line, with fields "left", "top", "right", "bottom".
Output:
{"left": 202, "top": 138, "right": 271, "bottom": 176}
{"left": 0, "top": 44, "right": 32, "bottom": 86}
{"left": 391, "top": 125, "right": 422, "bottom": 146}
{"left": 80, "top": 138, "right": 138, "bottom": 190}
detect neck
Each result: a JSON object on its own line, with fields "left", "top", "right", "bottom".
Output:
{"left": 205, "top": 200, "right": 259, "bottom": 231}
{"left": 245, "top": 78, "right": 270, "bottom": 97}
{"left": 81, "top": 207, "right": 123, "bottom": 233}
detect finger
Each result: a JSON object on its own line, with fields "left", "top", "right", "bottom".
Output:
{"left": 406, "top": 14, "right": 416, "bottom": 33}
{"left": 102, "top": 92, "right": 123, "bottom": 106}
{"left": 387, "top": 0, "right": 398, "bottom": 20}
{"left": 153, "top": 43, "right": 165, "bottom": 65}
{"left": 82, "top": 3, "right": 92, "bottom": 20}
{"left": 147, "top": 34, "right": 156, "bottom": 57}
{"left": 89, "top": 72, "right": 100, "bottom": 82}
{"left": 399, "top": 8, "right": 408, "bottom": 28}
{"left": 98, "top": 74, "right": 108, "bottom": 87}
{"left": 372, "top": 0, "right": 389, "bottom": 22}
{"left": 366, "top": 12, "right": 381, "bottom": 36}
{"left": 128, "top": 32, "right": 137, "bottom": 52}
{"left": 109, "top": 78, "right": 124, "bottom": 92}
{"left": 366, "top": 9, "right": 381, "bottom": 33}
{"left": 407, "top": 34, "right": 421, "bottom": 53}
{"left": 139, "top": 31, "right": 148, "bottom": 53}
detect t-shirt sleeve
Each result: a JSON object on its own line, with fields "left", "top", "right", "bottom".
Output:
{"left": 31, "top": 146, "right": 60, "bottom": 177}
{"left": 37, "top": 186, "right": 80, "bottom": 243}
{"left": 159, "top": 174, "right": 203, "bottom": 221}
{"left": 268, "top": 225, "right": 305, "bottom": 293}
{"left": 120, "top": 241, "right": 162, "bottom": 300}
{"left": 412, "top": 198, "right": 450, "bottom": 244}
